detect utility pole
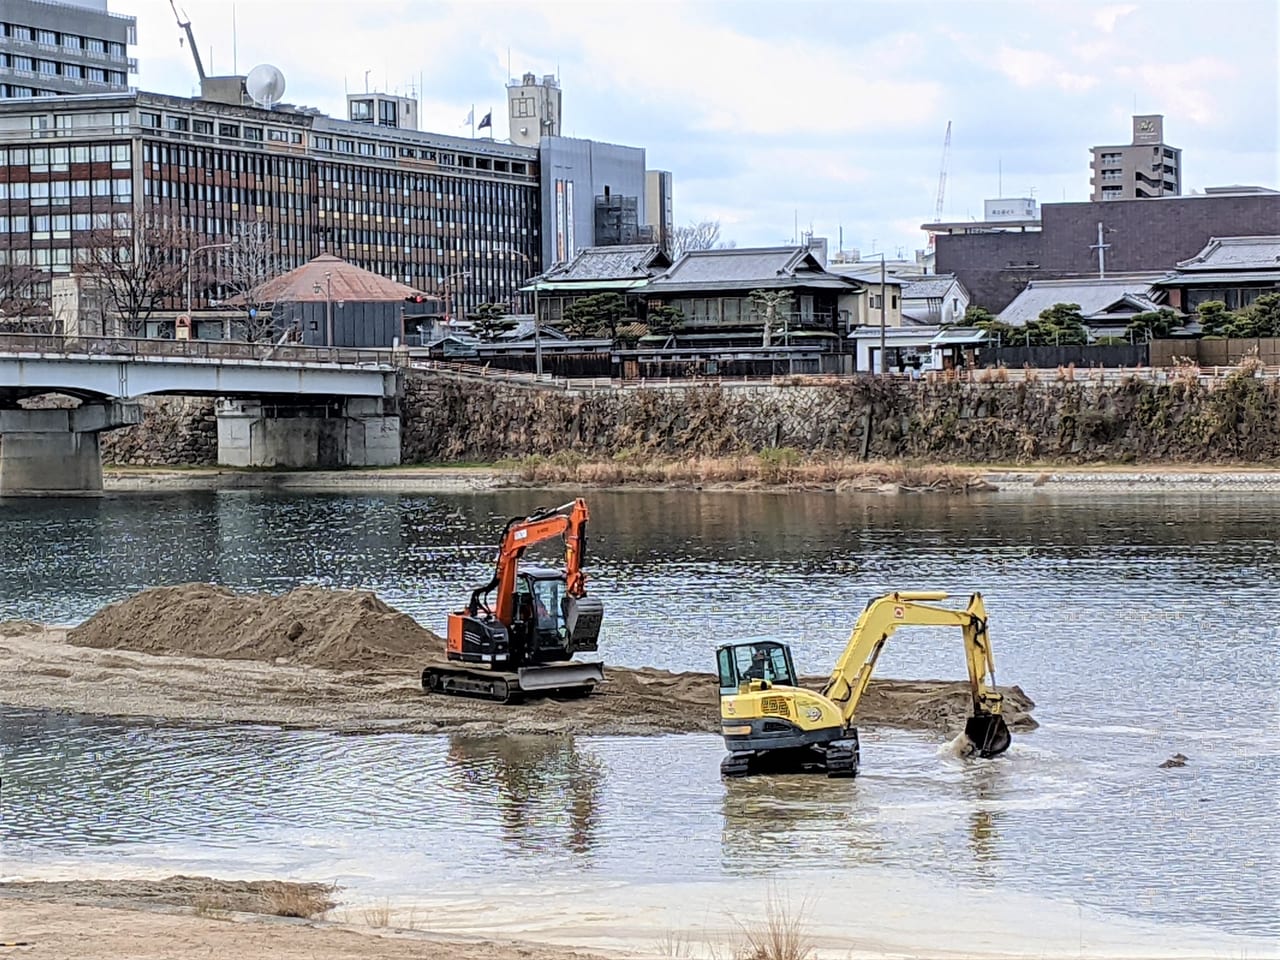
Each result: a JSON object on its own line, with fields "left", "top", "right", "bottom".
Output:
{"left": 1089, "top": 222, "right": 1111, "bottom": 278}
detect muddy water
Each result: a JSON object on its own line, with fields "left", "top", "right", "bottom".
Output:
{"left": 1, "top": 489, "right": 1278, "bottom": 943}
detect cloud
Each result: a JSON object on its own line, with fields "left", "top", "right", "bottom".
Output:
{"left": 993, "top": 46, "right": 1098, "bottom": 93}
{"left": 121, "top": 0, "right": 1279, "bottom": 258}
{"left": 1092, "top": 5, "right": 1138, "bottom": 32}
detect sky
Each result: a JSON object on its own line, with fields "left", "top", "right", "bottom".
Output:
{"left": 121, "top": 0, "right": 1279, "bottom": 259}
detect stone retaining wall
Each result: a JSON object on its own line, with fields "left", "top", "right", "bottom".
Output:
{"left": 402, "top": 371, "right": 1280, "bottom": 464}
{"left": 100, "top": 397, "right": 217, "bottom": 466}
{"left": 63, "top": 370, "right": 1280, "bottom": 467}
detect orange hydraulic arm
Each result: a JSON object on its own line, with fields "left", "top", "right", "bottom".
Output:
{"left": 483, "top": 498, "right": 591, "bottom": 625}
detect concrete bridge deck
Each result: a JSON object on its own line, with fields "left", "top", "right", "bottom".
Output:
{"left": 0, "top": 334, "right": 405, "bottom": 496}
{"left": 0, "top": 334, "right": 399, "bottom": 403}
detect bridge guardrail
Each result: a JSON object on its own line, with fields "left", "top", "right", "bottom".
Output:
{"left": 0, "top": 334, "right": 401, "bottom": 367}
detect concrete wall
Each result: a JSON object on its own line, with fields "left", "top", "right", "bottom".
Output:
{"left": 216, "top": 399, "right": 400, "bottom": 468}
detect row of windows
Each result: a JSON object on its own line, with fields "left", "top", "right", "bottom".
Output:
{"left": 1, "top": 143, "right": 130, "bottom": 168}
{"left": 1, "top": 22, "right": 127, "bottom": 57}
{"left": 1, "top": 53, "right": 124, "bottom": 83}
{"left": 0, "top": 178, "right": 132, "bottom": 201}
{"left": 0, "top": 211, "right": 129, "bottom": 232}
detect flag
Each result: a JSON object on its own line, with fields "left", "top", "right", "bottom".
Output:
{"left": 462, "top": 106, "right": 473, "bottom": 128}
{"left": 477, "top": 110, "right": 492, "bottom": 131}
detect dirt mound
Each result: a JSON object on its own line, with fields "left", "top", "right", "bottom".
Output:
{"left": 66, "top": 583, "right": 442, "bottom": 671}
{"left": 0, "top": 876, "right": 336, "bottom": 919}
{"left": 596, "top": 668, "right": 1037, "bottom": 735}
{"left": 0, "top": 619, "right": 46, "bottom": 637}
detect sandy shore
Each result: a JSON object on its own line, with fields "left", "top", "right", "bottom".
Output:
{"left": 0, "top": 624, "right": 1036, "bottom": 737}
{"left": 2, "top": 870, "right": 1269, "bottom": 960}
{"left": 100, "top": 463, "right": 1280, "bottom": 494}
{"left": 0, "top": 881, "right": 616, "bottom": 960}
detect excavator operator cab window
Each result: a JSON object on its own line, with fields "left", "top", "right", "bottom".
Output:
{"left": 529, "top": 576, "right": 565, "bottom": 635}
{"left": 718, "top": 640, "right": 796, "bottom": 692}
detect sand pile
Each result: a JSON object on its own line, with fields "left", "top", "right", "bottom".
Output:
{"left": 66, "top": 583, "right": 441, "bottom": 670}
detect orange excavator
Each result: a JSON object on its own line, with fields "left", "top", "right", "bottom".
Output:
{"left": 422, "top": 498, "right": 605, "bottom": 703}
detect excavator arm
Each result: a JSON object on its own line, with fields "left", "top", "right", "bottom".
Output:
{"left": 820, "top": 591, "right": 1006, "bottom": 733}
{"left": 483, "top": 499, "right": 590, "bottom": 625}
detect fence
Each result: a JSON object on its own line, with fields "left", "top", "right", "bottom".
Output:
{"left": 0, "top": 333, "right": 396, "bottom": 366}
{"left": 1149, "top": 337, "right": 1280, "bottom": 367}
{"left": 976, "top": 344, "right": 1149, "bottom": 368}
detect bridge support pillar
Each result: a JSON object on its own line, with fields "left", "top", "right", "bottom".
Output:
{"left": 0, "top": 401, "right": 143, "bottom": 497}
{"left": 216, "top": 397, "right": 400, "bottom": 469}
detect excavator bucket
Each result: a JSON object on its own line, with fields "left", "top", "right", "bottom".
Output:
{"left": 516, "top": 661, "right": 605, "bottom": 696}
{"left": 964, "top": 713, "right": 1012, "bottom": 758}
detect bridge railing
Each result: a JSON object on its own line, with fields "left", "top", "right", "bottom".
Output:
{"left": 0, "top": 333, "right": 399, "bottom": 367}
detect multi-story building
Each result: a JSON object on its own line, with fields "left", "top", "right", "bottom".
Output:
{"left": 1090, "top": 114, "right": 1181, "bottom": 201}
{"left": 1, "top": 0, "right": 137, "bottom": 99}
{"left": 0, "top": 88, "right": 542, "bottom": 331}
{"left": 645, "top": 169, "right": 673, "bottom": 255}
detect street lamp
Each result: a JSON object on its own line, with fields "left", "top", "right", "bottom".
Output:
{"left": 440, "top": 269, "right": 472, "bottom": 337}
{"left": 493, "top": 244, "right": 542, "bottom": 377}
{"left": 186, "top": 241, "right": 234, "bottom": 337}
{"left": 311, "top": 271, "right": 333, "bottom": 347}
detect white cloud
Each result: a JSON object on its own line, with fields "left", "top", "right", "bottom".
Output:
{"left": 1092, "top": 5, "right": 1139, "bottom": 33}
{"left": 993, "top": 46, "right": 1098, "bottom": 93}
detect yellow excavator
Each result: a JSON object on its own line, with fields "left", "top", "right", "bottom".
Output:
{"left": 717, "top": 590, "right": 1012, "bottom": 778}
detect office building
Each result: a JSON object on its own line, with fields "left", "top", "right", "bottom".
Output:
{"left": 0, "top": 88, "right": 540, "bottom": 323}
{"left": 1090, "top": 114, "right": 1181, "bottom": 201}
{"left": 1, "top": 0, "right": 136, "bottom": 99}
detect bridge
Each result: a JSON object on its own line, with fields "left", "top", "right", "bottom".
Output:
{"left": 0, "top": 334, "right": 403, "bottom": 497}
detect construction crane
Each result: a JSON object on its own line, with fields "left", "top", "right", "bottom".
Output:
{"left": 934, "top": 120, "right": 952, "bottom": 223}
{"left": 168, "top": 0, "right": 206, "bottom": 82}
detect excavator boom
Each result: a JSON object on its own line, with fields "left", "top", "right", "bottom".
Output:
{"left": 716, "top": 589, "right": 1012, "bottom": 778}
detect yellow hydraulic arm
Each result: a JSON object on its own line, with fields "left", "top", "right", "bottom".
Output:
{"left": 820, "top": 591, "right": 1004, "bottom": 725}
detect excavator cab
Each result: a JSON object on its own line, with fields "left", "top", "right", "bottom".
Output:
{"left": 717, "top": 640, "right": 798, "bottom": 693}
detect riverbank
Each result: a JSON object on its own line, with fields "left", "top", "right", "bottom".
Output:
{"left": 0, "top": 880, "right": 618, "bottom": 960}
{"left": 101, "top": 461, "right": 1280, "bottom": 494}
{"left": 2, "top": 867, "right": 1267, "bottom": 960}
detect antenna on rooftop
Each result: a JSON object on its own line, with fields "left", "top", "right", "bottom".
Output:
{"left": 246, "top": 63, "right": 287, "bottom": 109}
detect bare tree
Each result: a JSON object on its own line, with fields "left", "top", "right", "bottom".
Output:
{"left": 80, "top": 213, "right": 195, "bottom": 337}
{"left": 748, "top": 289, "right": 793, "bottom": 348}
{"left": 0, "top": 262, "right": 52, "bottom": 334}
{"left": 220, "top": 220, "right": 282, "bottom": 341}
{"left": 671, "top": 219, "right": 735, "bottom": 259}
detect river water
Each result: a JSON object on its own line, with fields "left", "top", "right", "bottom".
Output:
{"left": 1, "top": 489, "right": 1277, "bottom": 952}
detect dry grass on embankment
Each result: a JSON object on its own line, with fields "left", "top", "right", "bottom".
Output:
{"left": 501, "top": 450, "right": 989, "bottom": 493}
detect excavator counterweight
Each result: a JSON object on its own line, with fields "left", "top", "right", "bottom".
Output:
{"left": 423, "top": 499, "right": 605, "bottom": 703}
{"left": 716, "top": 590, "right": 1013, "bottom": 778}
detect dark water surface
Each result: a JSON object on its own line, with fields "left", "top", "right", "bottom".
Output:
{"left": 1, "top": 489, "right": 1277, "bottom": 936}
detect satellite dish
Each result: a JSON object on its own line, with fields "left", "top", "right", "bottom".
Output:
{"left": 246, "top": 63, "right": 286, "bottom": 109}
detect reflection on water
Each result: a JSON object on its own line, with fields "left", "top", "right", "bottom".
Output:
{"left": 445, "top": 735, "right": 602, "bottom": 857}
{"left": 1, "top": 489, "right": 1278, "bottom": 936}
